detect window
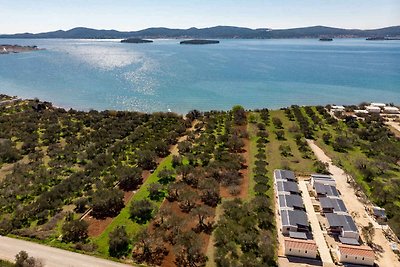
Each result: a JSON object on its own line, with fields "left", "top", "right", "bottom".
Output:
{"left": 362, "top": 257, "right": 364, "bottom": 260}
{"left": 345, "top": 255, "right": 347, "bottom": 258}
{"left": 289, "top": 248, "right": 291, "bottom": 251}
{"left": 305, "top": 250, "right": 307, "bottom": 253}
{"left": 355, "top": 257, "right": 357, "bottom": 260}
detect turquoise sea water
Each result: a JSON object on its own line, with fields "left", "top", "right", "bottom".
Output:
{"left": 0, "top": 38, "right": 399, "bottom": 113}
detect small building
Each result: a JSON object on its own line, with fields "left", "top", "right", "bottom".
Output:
{"left": 332, "top": 105, "right": 345, "bottom": 112}
{"left": 280, "top": 209, "right": 309, "bottom": 234}
{"left": 337, "top": 244, "right": 375, "bottom": 266}
{"left": 372, "top": 206, "right": 387, "bottom": 224}
{"left": 383, "top": 106, "right": 400, "bottom": 114}
{"left": 354, "top": 110, "right": 369, "bottom": 115}
{"left": 319, "top": 197, "right": 347, "bottom": 214}
{"left": 274, "top": 169, "right": 297, "bottom": 182}
{"left": 311, "top": 174, "right": 336, "bottom": 187}
{"left": 326, "top": 213, "right": 359, "bottom": 239}
{"left": 279, "top": 194, "right": 305, "bottom": 210}
{"left": 366, "top": 106, "right": 381, "bottom": 114}
{"left": 371, "top": 102, "right": 386, "bottom": 108}
{"left": 284, "top": 238, "right": 318, "bottom": 259}
{"left": 314, "top": 183, "right": 340, "bottom": 198}
{"left": 277, "top": 181, "right": 301, "bottom": 195}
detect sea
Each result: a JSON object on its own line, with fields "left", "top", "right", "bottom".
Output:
{"left": 0, "top": 38, "right": 399, "bottom": 114}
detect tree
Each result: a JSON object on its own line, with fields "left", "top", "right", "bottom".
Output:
{"left": 91, "top": 188, "right": 125, "bottom": 218}
{"left": 174, "top": 231, "right": 207, "bottom": 267}
{"left": 148, "top": 182, "right": 164, "bottom": 201}
{"left": 178, "top": 190, "right": 199, "bottom": 213}
{"left": 322, "top": 132, "right": 332, "bottom": 144}
{"left": 109, "top": 226, "right": 130, "bottom": 258}
{"left": 313, "top": 160, "right": 330, "bottom": 175}
{"left": 274, "top": 130, "right": 285, "bottom": 140}
{"left": 117, "top": 166, "right": 143, "bottom": 191}
{"left": 362, "top": 222, "right": 375, "bottom": 246}
{"left": 130, "top": 199, "right": 156, "bottom": 224}
{"left": 61, "top": 219, "right": 89, "bottom": 243}
{"left": 157, "top": 168, "right": 175, "bottom": 185}
{"left": 272, "top": 117, "right": 283, "bottom": 129}
{"left": 191, "top": 205, "right": 214, "bottom": 232}
{"left": 232, "top": 105, "right": 247, "bottom": 126}
{"left": 178, "top": 141, "right": 192, "bottom": 155}
{"left": 186, "top": 109, "right": 202, "bottom": 122}
{"left": 132, "top": 229, "right": 167, "bottom": 265}
{"left": 15, "top": 251, "right": 43, "bottom": 267}
{"left": 137, "top": 150, "right": 157, "bottom": 170}
{"left": 167, "top": 182, "right": 185, "bottom": 202}
{"left": 74, "top": 197, "right": 88, "bottom": 213}
{"left": 0, "top": 139, "right": 21, "bottom": 163}
{"left": 199, "top": 178, "right": 220, "bottom": 207}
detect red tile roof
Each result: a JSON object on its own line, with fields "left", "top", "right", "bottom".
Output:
{"left": 284, "top": 238, "right": 317, "bottom": 251}
{"left": 338, "top": 244, "right": 375, "bottom": 259}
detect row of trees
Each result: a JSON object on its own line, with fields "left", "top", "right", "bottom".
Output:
{"left": 214, "top": 115, "right": 276, "bottom": 266}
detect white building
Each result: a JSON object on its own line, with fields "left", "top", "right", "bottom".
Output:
{"left": 331, "top": 105, "right": 345, "bottom": 112}
{"left": 354, "top": 110, "right": 369, "bottom": 115}
{"left": 366, "top": 106, "right": 381, "bottom": 114}
{"left": 337, "top": 244, "right": 375, "bottom": 266}
{"left": 285, "top": 238, "right": 318, "bottom": 259}
{"left": 370, "top": 103, "right": 386, "bottom": 108}
{"left": 383, "top": 106, "right": 400, "bottom": 114}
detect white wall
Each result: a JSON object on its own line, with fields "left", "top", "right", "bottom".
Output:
{"left": 285, "top": 246, "right": 317, "bottom": 259}
{"left": 338, "top": 251, "right": 374, "bottom": 266}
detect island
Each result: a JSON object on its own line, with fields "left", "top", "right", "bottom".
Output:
{"left": 180, "top": 39, "right": 220, "bottom": 45}
{"left": 366, "top": 37, "right": 400, "bottom": 41}
{"left": 319, "top": 38, "right": 333, "bottom": 41}
{"left": 0, "top": 45, "right": 41, "bottom": 54}
{"left": 121, "top": 38, "right": 153, "bottom": 44}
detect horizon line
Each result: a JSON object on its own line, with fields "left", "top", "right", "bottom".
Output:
{"left": 2, "top": 24, "right": 399, "bottom": 35}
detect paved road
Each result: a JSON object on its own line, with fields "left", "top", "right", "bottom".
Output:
{"left": 298, "top": 181, "right": 335, "bottom": 267}
{"left": 0, "top": 236, "right": 132, "bottom": 267}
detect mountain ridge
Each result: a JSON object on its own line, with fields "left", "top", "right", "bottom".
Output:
{"left": 1, "top": 25, "right": 399, "bottom": 39}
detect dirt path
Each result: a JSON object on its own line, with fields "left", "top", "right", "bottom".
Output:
{"left": 307, "top": 139, "right": 399, "bottom": 267}
{"left": 298, "top": 181, "right": 334, "bottom": 266}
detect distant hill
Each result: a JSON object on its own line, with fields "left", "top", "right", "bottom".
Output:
{"left": 1, "top": 25, "right": 399, "bottom": 39}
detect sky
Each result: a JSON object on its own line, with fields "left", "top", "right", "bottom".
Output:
{"left": 0, "top": 0, "right": 399, "bottom": 34}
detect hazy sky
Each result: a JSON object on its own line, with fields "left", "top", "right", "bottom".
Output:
{"left": 0, "top": 0, "right": 399, "bottom": 34}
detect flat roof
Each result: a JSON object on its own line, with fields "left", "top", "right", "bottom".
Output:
{"left": 281, "top": 210, "right": 309, "bottom": 228}
{"left": 326, "top": 213, "right": 358, "bottom": 233}
{"left": 371, "top": 103, "right": 386, "bottom": 107}
{"left": 285, "top": 238, "right": 317, "bottom": 251}
{"left": 366, "top": 106, "right": 381, "bottom": 110}
{"left": 314, "top": 183, "right": 339, "bottom": 197}
{"left": 289, "top": 231, "right": 308, "bottom": 240}
{"left": 339, "top": 237, "right": 360, "bottom": 246}
{"left": 338, "top": 244, "right": 374, "bottom": 259}
{"left": 320, "top": 197, "right": 347, "bottom": 213}
{"left": 279, "top": 194, "right": 304, "bottom": 209}
{"left": 274, "top": 169, "right": 297, "bottom": 181}
{"left": 277, "top": 181, "right": 300, "bottom": 194}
